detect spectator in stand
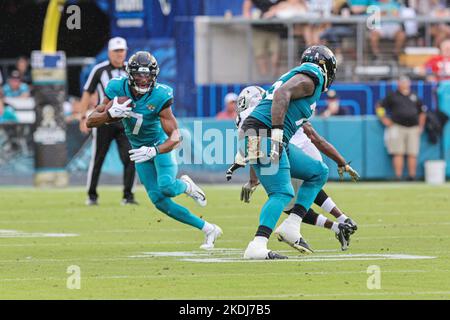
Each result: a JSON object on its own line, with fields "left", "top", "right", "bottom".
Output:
{"left": 216, "top": 93, "right": 238, "bottom": 120}
{"left": 423, "top": 38, "right": 450, "bottom": 81}
{"left": 376, "top": 76, "right": 427, "bottom": 181}
{"left": 15, "top": 56, "right": 32, "bottom": 85}
{"left": 348, "top": 0, "right": 370, "bottom": 14}
{"left": 0, "top": 96, "right": 18, "bottom": 123}
{"left": 426, "top": 0, "right": 450, "bottom": 47}
{"left": 320, "top": 90, "right": 348, "bottom": 117}
{"left": 320, "top": 0, "right": 354, "bottom": 63}
{"left": 242, "top": 0, "right": 284, "bottom": 78}
{"left": 369, "top": 0, "right": 407, "bottom": 60}
{"left": 2, "top": 70, "right": 30, "bottom": 98}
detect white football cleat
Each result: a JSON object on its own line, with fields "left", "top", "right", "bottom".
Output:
{"left": 274, "top": 219, "right": 313, "bottom": 254}
{"left": 243, "top": 240, "right": 287, "bottom": 260}
{"left": 200, "top": 224, "right": 223, "bottom": 250}
{"left": 180, "top": 175, "right": 207, "bottom": 207}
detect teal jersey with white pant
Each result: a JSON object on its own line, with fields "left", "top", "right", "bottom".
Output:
{"left": 104, "top": 76, "right": 172, "bottom": 148}
{"left": 104, "top": 77, "right": 205, "bottom": 230}
{"left": 249, "top": 63, "right": 325, "bottom": 142}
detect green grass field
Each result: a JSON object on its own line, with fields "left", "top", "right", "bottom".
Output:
{"left": 0, "top": 183, "right": 449, "bottom": 300}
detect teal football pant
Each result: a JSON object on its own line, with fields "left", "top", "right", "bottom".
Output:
{"left": 250, "top": 138, "right": 295, "bottom": 231}
{"left": 287, "top": 143, "right": 329, "bottom": 210}
{"left": 135, "top": 151, "right": 205, "bottom": 230}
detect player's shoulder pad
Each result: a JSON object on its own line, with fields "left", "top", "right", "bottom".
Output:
{"left": 105, "top": 76, "right": 127, "bottom": 99}
{"left": 152, "top": 83, "right": 174, "bottom": 112}
{"left": 294, "top": 63, "right": 324, "bottom": 87}
{"left": 154, "top": 83, "right": 173, "bottom": 96}
{"left": 107, "top": 76, "right": 127, "bottom": 90}
{"left": 154, "top": 83, "right": 174, "bottom": 105}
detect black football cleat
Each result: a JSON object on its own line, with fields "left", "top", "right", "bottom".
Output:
{"left": 336, "top": 223, "right": 353, "bottom": 251}
{"left": 267, "top": 251, "right": 288, "bottom": 260}
{"left": 85, "top": 198, "right": 98, "bottom": 206}
{"left": 344, "top": 217, "right": 358, "bottom": 234}
{"left": 122, "top": 198, "right": 139, "bottom": 205}
{"left": 294, "top": 238, "right": 314, "bottom": 254}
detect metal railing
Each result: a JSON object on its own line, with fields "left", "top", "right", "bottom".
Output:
{"left": 195, "top": 15, "right": 450, "bottom": 83}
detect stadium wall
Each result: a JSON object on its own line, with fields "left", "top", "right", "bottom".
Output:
{"left": 2, "top": 117, "right": 447, "bottom": 184}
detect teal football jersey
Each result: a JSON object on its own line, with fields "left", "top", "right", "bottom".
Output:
{"left": 249, "top": 63, "right": 325, "bottom": 141}
{"left": 104, "top": 77, "right": 173, "bottom": 148}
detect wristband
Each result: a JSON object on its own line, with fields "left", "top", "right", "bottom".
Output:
{"left": 271, "top": 128, "right": 284, "bottom": 143}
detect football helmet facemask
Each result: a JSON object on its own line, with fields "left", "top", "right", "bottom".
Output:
{"left": 126, "top": 51, "right": 159, "bottom": 95}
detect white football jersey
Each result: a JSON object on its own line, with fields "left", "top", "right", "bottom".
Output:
{"left": 289, "top": 127, "right": 311, "bottom": 150}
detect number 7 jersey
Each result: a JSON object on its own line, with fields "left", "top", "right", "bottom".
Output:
{"left": 104, "top": 76, "right": 174, "bottom": 148}
{"left": 249, "top": 62, "right": 325, "bottom": 142}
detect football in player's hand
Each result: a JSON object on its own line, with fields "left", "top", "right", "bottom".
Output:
{"left": 103, "top": 97, "right": 134, "bottom": 122}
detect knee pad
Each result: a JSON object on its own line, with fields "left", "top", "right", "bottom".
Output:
{"left": 158, "top": 175, "right": 178, "bottom": 197}
{"left": 268, "top": 182, "right": 295, "bottom": 200}
{"left": 270, "top": 192, "right": 294, "bottom": 208}
{"left": 148, "top": 190, "right": 165, "bottom": 206}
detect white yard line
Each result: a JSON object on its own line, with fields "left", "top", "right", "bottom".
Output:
{"left": 0, "top": 269, "right": 435, "bottom": 283}
{"left": 194, "top": 291, "right": 450, "bottom": 299}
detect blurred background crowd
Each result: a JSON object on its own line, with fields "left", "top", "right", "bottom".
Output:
{"left": 0, "top": 0, "right": 449, "bottom": 184}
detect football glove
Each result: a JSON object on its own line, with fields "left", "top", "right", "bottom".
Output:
{"left": 269, "top": 128, "right": 284, "bottom": 161}
{"left": 240, "top": 181, "right": 260, "bottom": 203}
{"left": 338, "top": 162, "right": 360, "bottom": 182}
{"left": 108, "top": 97, "right": 132, "bottom": 118}
{"left": 226, "top": 152, "right": 247, "bottom": 181}
{"left": 226, "top": 163, "right": 245, "bottom": 181}
{"left": 129, "top": 146, "right": 158, "bottom": 163}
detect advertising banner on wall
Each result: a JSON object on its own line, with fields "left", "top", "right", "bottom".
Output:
{"left": 31, "top": 51, "right": 68, "bottom": 186}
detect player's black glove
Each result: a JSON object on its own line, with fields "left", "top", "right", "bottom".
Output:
{"left": 338, "top": 161, "right": 360, "bottom": 182}
{"left": 240, "top": 181, "right": 260, "bottom": 203}
{"left": 226, "top": 163, "right": 245, "bottom": 181}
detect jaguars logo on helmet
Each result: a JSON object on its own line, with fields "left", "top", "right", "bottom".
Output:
{"left": 126, "top": 51, "right": 160, "bottom": 95}
{"left": 300, "top": 45, "right": 337, "bottom": 92}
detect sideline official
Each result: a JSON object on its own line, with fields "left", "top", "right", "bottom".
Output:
{"left": 79, "top": 37, "right": 137, "bottom": 205}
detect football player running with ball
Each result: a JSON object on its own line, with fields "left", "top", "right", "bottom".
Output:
{"left": 236, "top": 45, "right": 346, "bottom": 259}
{"left": 87, "top": 51, "right": 222, "bottom": 249}
{"left": 228, "top": 85, "right": 359, "bottom": 252}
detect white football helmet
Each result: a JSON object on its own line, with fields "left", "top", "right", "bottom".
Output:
{"left": 236, "top": 86, "right": 265, "bottom": 114}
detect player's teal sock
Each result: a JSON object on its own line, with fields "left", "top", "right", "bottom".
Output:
{"left": 154, "top": 197, "right": 204, "bottom": 230}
